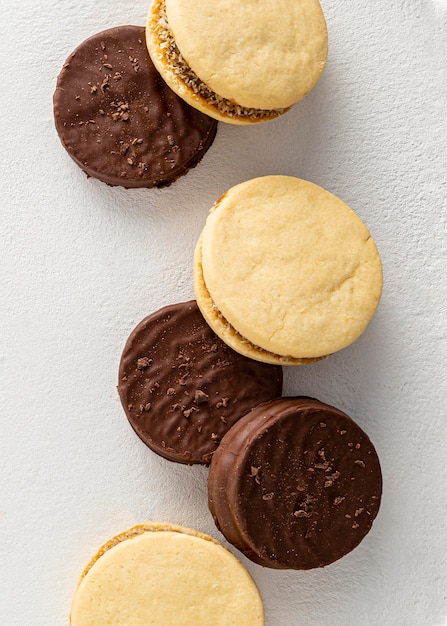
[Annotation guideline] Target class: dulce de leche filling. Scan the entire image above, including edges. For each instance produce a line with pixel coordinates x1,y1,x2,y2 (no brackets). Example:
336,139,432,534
153,0,287,121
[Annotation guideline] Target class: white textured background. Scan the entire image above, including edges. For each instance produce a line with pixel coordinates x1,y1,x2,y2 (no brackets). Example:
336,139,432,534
1,0,447,624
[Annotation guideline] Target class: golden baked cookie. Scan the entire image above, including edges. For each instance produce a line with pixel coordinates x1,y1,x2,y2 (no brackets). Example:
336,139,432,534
70,522,264,625
194,176,383,364
146,0,328,124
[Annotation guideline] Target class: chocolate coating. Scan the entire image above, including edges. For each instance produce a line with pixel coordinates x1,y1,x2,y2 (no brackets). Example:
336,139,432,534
118,301,283,464
53,26,217,188
208,397,382,569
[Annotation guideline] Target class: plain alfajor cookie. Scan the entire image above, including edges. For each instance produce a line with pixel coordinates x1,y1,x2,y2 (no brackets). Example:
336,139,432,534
146,0,328,124
54,26,217,188
208,397,382,569
70,522,264,625
194,176,383,364
118,301,282,464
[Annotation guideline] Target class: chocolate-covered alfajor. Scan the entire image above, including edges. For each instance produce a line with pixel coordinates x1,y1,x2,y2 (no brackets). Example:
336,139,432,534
54,25,217,188
146,0,328,124
208,397,382,569
118,301,283,464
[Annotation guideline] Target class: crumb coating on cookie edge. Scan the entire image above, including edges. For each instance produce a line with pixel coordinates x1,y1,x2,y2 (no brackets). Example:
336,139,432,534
150,0,287,122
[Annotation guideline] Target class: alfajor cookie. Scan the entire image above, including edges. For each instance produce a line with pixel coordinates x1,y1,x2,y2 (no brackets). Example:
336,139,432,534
194,176,383,364
54,26,217,188
146,0,328,124
70,521,264,625
118,301,282,464
208,397,382,570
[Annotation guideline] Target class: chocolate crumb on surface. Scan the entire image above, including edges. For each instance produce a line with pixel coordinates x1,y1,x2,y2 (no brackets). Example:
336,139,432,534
194,390,209,404
137,357,152,370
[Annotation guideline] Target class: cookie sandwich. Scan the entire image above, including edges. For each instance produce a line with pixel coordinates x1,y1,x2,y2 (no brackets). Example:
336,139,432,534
70,521,264,625
194,176,383,364
208,397,382,569
118,301,282,464
146,0,328,124
54,25,217,188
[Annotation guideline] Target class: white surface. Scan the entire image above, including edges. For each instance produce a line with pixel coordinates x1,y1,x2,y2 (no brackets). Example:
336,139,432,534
1,0,446,624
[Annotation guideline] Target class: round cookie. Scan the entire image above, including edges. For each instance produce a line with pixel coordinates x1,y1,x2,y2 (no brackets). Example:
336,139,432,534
70,522,264,625
118,301,282,464
146,0,328,124
208,397,382,570
54,25,217,188
194,176,383,364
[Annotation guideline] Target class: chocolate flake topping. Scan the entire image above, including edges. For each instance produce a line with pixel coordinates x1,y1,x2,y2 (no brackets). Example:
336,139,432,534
137,357,152,370
250,466,261,484
294,509,310,518
333,496,345,506
216,397,229,409
294,494,315,518
194,390,209,404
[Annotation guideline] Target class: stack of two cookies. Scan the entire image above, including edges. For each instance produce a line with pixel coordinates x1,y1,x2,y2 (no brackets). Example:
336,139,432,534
60,1,384,625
